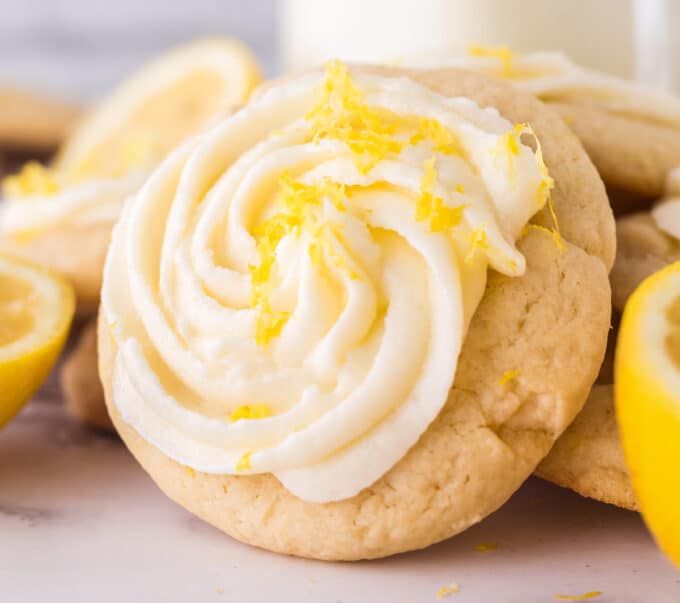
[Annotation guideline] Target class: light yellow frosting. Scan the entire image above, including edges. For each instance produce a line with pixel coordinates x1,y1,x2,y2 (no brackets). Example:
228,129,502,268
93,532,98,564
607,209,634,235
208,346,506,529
102,63,552,503
420,48,680,128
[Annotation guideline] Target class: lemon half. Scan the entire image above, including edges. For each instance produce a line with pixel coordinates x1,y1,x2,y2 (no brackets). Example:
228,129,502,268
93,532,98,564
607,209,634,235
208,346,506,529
0,254,75,427
54,37,262,180
616,261,680,566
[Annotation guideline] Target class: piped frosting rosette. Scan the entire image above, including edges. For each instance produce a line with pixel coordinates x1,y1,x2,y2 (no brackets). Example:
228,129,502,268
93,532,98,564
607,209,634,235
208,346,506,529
102,63,554,503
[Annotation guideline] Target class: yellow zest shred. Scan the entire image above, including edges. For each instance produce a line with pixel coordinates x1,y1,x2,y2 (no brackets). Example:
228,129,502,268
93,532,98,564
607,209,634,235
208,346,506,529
436,583,460,599
306,61,406,174
229,404,273,422
416,158,466,233
468,45,516,77
411,118,465,156
499,370,520,386
183,466,196,478
474,542,498,552
250,172,354,344
491,123,523,185
236,451,253,472
465,224,489,264
309,224,360,279
307,61,468,173
554,592,602,601
2,161,61,197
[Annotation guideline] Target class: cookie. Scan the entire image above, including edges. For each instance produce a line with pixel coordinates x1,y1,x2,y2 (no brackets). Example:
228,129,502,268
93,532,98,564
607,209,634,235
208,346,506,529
536,384,637,511
99,65,613,560
0,37,262,307
0,88,81,151
430,49,680,206
611,212,680,312
60,319,112,431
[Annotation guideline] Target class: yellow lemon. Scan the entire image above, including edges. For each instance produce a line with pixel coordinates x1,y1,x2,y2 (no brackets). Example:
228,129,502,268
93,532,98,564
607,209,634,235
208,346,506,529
615,260,680,566
54,37,262,182
0,254,75,427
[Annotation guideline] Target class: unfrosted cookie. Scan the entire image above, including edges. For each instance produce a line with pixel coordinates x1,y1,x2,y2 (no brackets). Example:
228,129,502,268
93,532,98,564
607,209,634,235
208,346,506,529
99,66,614,560
536,384,636,511
611,212,680,312
61,319,112,431
552,102,680,203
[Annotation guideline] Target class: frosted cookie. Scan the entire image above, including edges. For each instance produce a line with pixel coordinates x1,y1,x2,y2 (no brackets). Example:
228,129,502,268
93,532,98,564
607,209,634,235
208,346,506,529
427,48,680,205
98,63,613,560
611,168,680,311
0,88,81,151
536,384,636,511
0,37,262,308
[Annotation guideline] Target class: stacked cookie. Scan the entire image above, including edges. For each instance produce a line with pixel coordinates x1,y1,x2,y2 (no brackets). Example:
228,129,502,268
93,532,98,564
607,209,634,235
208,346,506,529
3,40,679,561
446,48,680,513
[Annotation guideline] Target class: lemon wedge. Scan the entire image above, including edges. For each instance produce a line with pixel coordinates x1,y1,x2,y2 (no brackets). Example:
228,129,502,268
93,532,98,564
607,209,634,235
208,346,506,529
616,260,680,566
54,37,262,181
0,254,75,427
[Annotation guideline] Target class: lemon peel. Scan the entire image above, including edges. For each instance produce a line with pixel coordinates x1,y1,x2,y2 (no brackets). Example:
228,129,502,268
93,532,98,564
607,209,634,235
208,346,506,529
236,451,253,472
307,61,406,174
436,583,460,599
2,162,61,197
410,118,466,157
250,172,353,344
474,542,497,552
499,370,519,386
553,592,602,601
468,45,516,77
465,224,489,264
229,404,273,422
307,62,468,173
416,158,466,233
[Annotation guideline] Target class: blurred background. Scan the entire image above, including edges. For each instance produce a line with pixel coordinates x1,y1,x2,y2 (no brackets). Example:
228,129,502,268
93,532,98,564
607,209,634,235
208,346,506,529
0,0,277,103
0,0,679,106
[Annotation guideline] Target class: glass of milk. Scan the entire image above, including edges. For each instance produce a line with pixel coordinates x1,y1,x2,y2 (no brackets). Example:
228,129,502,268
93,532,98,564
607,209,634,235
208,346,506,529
280,0,635,77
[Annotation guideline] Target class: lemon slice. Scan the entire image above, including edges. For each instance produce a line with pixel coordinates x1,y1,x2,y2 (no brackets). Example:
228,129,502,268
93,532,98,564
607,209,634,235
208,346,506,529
54,37,261,180
0,255,75,427
616,260,680,566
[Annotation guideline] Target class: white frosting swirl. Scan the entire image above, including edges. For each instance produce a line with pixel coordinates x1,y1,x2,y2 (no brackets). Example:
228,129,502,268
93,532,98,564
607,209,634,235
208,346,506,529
102,65,550,503
418,49,680,127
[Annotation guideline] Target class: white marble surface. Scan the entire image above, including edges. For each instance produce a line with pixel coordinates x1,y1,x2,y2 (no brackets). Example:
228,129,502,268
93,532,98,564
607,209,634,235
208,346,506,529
1,378,679,603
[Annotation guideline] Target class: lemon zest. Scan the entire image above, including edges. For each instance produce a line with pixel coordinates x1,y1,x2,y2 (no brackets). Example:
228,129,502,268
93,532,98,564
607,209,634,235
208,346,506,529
465,224,489,264
307,62,468,173
491,123,523,186
416,158,466,233
250,172,354,344
474,542,497,552
306,61,406,173
236,451,252,472
436,583,460,599
229,404,273,422
468,45,515,77
499,370,520,386
2,161,61,197
410,118,465,156
183,466,196,478
553,592,602,601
